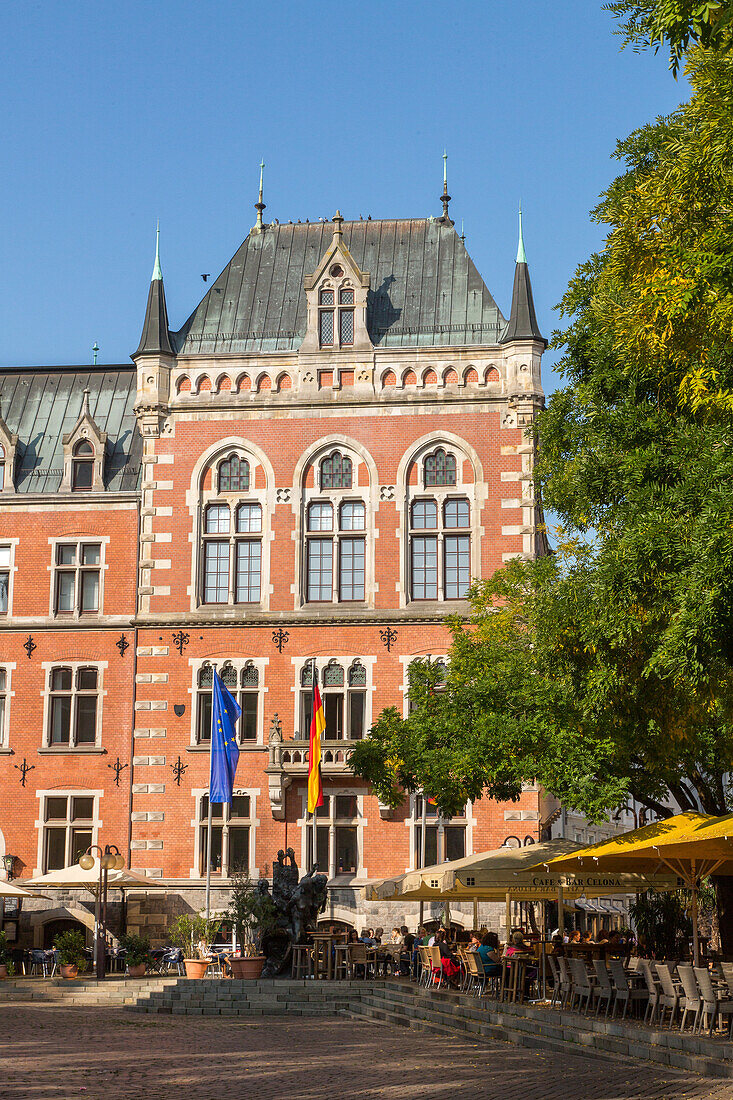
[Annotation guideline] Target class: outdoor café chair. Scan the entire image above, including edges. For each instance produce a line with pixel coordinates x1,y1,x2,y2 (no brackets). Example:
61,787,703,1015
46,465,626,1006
417,945,432,988
292,944,314,980
608,957,648,1020
591,958,615,1017
694,967,733,1036
655,964,684,1027
347,943,375,980
547,954,562,1006
638,960,661,1025
464,949,484,996
568,957,593,1014
428,945,444,989
28,949,50,978
556,956,573,1009
677,965,702,1032
720,962,733,997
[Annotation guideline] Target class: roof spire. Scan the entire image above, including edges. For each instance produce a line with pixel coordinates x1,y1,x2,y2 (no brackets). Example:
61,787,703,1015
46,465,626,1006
517,202,527,264
332,209,344,240
440,150,452,222
82,387,91,417
254,160,266,230
152,220,163,280
92,342,99,365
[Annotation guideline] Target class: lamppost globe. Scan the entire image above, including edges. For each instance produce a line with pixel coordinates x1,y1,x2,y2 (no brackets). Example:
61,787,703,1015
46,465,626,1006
79,853,95,870
113,854,125,870
101,853,116,870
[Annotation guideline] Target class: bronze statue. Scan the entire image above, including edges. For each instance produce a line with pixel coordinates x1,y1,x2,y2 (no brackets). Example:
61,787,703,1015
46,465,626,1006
260,848,328,976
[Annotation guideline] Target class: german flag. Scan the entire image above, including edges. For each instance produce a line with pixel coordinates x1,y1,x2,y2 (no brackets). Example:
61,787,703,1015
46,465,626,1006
307,679,325,813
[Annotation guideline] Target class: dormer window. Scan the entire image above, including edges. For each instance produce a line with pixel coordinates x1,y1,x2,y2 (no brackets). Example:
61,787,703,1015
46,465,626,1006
72,441,94,490
0,445,4,491
319,289,335,346
339,288,354,345
318,283,355,348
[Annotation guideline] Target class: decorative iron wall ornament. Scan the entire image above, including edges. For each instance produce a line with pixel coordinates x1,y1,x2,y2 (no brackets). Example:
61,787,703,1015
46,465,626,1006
14,758,35,786
173,704,186,717
379,627,398,652
171,756,187,786
115,633,129,657
23,635,36,660
172,630,190,656
272,627,290,653
107,757,129,786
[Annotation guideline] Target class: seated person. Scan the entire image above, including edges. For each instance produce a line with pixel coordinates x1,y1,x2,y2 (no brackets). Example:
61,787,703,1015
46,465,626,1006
568,930,581,946
359,928,376,947
477,932,502,976
503,931,537,991
580,930,595,946
388,927,403,945
595,927,610,946
400,932,416,976
433,929,461,988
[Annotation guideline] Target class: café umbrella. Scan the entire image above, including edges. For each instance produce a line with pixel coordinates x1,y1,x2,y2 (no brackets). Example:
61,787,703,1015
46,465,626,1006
0,880,49,899
539,811,733,966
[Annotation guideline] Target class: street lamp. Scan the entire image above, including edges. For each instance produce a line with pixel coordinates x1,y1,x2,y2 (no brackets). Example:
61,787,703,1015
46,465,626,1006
79,844,124,979
2,854,17,881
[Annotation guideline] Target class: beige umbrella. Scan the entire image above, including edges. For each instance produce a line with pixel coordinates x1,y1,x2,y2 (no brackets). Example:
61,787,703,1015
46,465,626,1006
28,864,164,890
0,879,50,899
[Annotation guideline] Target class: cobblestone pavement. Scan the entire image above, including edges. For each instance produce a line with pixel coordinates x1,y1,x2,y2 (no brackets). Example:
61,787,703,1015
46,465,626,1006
2,1005,733,1100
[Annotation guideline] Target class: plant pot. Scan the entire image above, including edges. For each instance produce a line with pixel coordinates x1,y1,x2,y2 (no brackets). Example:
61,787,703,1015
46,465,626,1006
0,964,8,979
127,963,147,978
183,958,210,979
229,956,265,980
60,964,79,979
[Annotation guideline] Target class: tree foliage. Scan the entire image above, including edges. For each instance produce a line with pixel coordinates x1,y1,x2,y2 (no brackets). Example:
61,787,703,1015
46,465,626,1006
350,42,733,826
609,0,733,73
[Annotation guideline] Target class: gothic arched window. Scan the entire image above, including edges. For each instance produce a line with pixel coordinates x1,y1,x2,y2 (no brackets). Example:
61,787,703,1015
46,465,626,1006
218,454,250,492
72,440,94,491
320,452,352,489
424,448,456,487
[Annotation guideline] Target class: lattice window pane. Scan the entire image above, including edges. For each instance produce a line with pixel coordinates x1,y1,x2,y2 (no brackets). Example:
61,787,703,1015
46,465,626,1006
444,535,470,598
323,663,344,687
320,452,352,489
236,503,262,532
348,662,367,687
235,539,261,603
411,500,438,529
301,664,314,687
319,289,335,306
307,538,333,601
221,665,238,688
241,664,259,687
307,502,333,531
424,448,456,487
339,309,354,345
205,505,230,534
199,666,214,687
339,501,365,530
319,310,334,346
411,536,438,599
219,455,250,493
204,541,230,602
339,288,354,305
339,537,365,601
444,498,470,528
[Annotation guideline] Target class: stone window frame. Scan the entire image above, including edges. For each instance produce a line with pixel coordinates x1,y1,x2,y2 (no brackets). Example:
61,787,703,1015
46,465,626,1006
298,786,368,880
33,789,102,876
408,494,472,601
296,658,371,742
48,536,108,619
187,657,269,749
40,660,107,751
0,540,18,619
405,791,474,873
60,400,107,493
0,663,15,751
201,499,263,605
395,433,484,610
189,439,275,615
189,786,260,880
294,437,379,611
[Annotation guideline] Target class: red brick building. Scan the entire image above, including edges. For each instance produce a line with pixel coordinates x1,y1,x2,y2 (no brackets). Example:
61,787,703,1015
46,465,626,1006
0,195,552,944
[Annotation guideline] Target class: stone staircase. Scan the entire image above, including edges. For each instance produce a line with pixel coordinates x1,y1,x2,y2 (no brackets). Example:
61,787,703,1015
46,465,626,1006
3,974,733,1078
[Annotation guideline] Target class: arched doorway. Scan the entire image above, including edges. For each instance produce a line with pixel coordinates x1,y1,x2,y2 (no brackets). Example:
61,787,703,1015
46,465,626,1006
43,918,88,949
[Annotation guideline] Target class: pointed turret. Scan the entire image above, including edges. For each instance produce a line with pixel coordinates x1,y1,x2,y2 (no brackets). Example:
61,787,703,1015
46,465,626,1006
500,206,545,346
133,224,174,358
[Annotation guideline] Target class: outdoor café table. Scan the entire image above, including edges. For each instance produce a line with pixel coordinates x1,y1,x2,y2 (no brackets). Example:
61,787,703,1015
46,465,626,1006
311,932,338,979
501,953,536,1004
333,942,350,979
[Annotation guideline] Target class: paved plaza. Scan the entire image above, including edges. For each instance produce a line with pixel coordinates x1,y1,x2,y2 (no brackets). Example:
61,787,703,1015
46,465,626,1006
1,1005,733,1100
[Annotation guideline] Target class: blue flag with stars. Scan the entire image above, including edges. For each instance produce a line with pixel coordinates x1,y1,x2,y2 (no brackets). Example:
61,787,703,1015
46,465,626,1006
209,670,241,803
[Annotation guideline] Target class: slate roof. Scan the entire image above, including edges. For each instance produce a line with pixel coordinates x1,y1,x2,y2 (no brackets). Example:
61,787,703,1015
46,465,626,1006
174,218,507,355
500,260,545,346
0,367,141,493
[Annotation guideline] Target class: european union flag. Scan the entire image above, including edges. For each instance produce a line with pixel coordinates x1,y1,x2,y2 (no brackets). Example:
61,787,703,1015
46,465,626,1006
209,670,241,803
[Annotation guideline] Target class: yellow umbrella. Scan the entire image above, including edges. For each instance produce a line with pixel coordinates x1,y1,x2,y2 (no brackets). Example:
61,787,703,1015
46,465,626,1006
539,811,733,965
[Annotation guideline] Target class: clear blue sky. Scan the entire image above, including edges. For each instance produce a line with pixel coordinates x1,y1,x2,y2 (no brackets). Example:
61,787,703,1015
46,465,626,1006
1,1,687,395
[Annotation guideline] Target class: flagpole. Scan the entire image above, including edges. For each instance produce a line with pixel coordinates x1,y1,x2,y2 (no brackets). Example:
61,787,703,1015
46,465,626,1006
205,662,217,921
311,657,318,871
419,790,427,930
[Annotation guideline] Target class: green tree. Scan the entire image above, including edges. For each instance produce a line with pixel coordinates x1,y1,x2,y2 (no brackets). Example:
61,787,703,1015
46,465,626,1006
608,0,733,73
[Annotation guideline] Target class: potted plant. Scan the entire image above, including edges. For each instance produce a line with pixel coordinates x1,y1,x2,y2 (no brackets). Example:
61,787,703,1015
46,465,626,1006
227,873,278,979
54,929,88,979
169,913,219,978
119,933,151,978
0,931,11,979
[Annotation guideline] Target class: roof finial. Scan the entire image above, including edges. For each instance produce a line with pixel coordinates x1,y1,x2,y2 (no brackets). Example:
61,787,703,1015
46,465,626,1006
440,150,451,221
92,342,99,365
82,387,90,416
152,221,163,281
517,202,527,264
460,219,465,242
254,160,266,230
332,209,344,239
